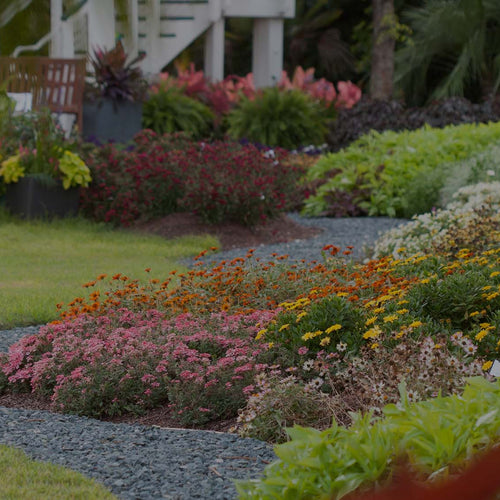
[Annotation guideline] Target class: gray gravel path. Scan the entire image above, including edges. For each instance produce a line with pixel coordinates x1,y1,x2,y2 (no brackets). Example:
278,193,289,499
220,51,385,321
0,406,274,500
187,214,408,267
0,216,409,499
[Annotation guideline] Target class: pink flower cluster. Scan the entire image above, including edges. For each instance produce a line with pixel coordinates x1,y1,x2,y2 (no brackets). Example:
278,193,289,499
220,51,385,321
278,67,361,109
0,308,273,423
149,63,362,116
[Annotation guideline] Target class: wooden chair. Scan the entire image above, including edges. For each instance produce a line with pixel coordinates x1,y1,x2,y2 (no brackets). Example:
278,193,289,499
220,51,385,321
0,56,86,133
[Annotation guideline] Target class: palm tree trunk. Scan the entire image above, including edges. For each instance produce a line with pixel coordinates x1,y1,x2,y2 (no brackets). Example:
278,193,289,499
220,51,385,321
370,0,395,100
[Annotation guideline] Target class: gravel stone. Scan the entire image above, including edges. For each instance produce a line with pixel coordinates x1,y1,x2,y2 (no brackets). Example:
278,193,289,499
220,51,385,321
0,407,275,499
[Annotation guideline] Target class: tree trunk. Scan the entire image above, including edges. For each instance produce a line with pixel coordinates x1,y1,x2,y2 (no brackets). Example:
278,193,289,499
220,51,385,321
370,0,395,100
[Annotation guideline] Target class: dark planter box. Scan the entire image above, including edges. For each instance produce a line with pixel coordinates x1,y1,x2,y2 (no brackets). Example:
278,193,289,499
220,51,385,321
83,98,143,143
4,176,80,219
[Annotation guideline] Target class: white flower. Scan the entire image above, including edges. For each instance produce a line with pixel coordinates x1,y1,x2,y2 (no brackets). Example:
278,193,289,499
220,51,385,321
336,342,347,352
302,359,314,372
307,377,324,390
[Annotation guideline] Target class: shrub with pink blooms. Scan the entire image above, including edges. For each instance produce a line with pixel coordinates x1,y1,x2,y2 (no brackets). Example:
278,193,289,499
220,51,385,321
0,308,275,424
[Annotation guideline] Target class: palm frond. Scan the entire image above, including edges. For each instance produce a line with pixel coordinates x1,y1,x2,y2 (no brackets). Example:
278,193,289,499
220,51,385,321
395,0,500,104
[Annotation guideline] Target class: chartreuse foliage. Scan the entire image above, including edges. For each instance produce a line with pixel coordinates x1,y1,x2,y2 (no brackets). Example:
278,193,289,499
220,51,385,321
235,377,500,500
303,121,500,218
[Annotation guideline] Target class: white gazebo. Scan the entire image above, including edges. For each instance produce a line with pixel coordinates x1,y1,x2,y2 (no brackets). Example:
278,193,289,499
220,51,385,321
7,0,296,87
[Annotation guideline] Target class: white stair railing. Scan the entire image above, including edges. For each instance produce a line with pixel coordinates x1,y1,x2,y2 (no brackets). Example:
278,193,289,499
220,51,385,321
10,0,296,86
11,33,52,57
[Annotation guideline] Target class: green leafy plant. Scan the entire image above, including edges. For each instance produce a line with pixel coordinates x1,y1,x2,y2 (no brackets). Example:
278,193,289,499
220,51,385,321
235,377,500,500
303,121,500,218
227,87,329,149
439,143,500,206
142,87,214,139
262,295,365,358
0,109,91,189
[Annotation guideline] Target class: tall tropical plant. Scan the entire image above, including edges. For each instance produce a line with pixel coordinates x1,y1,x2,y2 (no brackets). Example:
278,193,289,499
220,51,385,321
395,0,500,105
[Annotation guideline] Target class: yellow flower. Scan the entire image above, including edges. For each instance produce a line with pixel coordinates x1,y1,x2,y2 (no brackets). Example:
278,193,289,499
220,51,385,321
365,316,377,326
320,337,331,346
363,326,382,339
408,320,423,328
302,330,323,341
325,324,342,334
337,292,349,297
383,314,398,323
370,342,380,350
397,309,409,315
279,323,290,332
373,307,385,314
296,311,307,322
397,300,409,305
434,343,442,349
479,323,495,330
490,271,500,278
482,360,493,371
469,311,480,317
377,295,392,303
255,329,267,340
475,330,489,341
268,342,274,348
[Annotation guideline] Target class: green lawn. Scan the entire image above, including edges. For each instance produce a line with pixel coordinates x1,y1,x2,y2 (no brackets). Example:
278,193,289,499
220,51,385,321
0,211,218,328
0,445,117,500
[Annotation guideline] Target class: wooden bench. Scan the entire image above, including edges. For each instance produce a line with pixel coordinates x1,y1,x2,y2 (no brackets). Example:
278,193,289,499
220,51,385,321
0,56,86,134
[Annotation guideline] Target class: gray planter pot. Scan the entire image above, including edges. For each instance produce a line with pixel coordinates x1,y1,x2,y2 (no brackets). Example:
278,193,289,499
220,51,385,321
4,176,80,219
83,98,143,143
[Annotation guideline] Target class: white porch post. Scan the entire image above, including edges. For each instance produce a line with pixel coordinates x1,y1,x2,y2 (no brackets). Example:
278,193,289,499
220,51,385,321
50,0,74,57
204,18,225,82
86,0,116,54
142,0,160,76
120,0,139,58
252,18,284,88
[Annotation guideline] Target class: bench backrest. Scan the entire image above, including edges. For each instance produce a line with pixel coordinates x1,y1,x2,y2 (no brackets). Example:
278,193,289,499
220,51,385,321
0,57,86,133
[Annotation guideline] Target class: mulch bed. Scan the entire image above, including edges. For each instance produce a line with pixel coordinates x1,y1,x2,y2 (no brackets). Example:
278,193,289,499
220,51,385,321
130,212,322,250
